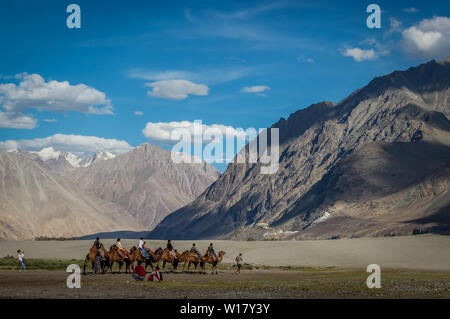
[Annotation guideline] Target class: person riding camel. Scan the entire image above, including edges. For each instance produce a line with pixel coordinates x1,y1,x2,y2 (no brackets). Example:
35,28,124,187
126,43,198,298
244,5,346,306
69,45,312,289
190,243,201,261
167,240,177,260
115,238,128,259
206,243,217,261
138,237,149,260
93,237,104,258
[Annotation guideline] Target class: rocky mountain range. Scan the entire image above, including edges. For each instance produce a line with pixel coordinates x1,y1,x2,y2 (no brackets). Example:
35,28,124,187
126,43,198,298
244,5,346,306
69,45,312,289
0,144,219,240
65,143,220,230
149,57,450,240
0,148,141,240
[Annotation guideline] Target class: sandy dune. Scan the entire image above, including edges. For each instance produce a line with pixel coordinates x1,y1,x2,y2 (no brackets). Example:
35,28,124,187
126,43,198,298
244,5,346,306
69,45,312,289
1,235,449,271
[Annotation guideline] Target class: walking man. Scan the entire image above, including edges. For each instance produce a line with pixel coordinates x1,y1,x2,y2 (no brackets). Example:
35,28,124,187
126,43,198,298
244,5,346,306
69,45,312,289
17,250,25,272
235,253,243,274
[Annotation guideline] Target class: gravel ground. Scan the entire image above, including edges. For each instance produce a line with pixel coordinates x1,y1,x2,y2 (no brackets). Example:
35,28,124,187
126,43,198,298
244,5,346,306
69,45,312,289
0,268,449,299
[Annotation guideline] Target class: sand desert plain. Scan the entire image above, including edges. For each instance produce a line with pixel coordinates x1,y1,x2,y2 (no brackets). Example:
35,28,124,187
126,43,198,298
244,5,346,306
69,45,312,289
0,235,449,298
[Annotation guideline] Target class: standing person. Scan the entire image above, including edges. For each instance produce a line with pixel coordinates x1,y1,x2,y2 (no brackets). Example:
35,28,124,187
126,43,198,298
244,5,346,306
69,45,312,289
93,252,102,275
138,237,149,260
235,253,243,274
148,266,163,282
17,250,25,272
207,243,217,261
167,240,177,260
132,264,146,281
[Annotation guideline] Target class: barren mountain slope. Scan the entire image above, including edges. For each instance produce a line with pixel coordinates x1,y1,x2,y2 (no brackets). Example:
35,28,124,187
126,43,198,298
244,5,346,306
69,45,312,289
149,58,450,239
0,149,142,240
66,143,220,230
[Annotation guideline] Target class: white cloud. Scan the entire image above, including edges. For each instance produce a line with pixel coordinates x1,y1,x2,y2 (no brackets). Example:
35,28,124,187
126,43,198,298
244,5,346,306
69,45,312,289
404,8,419,13
0,73,113,115
0,111,36,129
43,118,57,123
142,120,251,143
342,47,376,61
133,111,143,116
297,55,315,63
241,85,271,93
145,80,209,100
389,17,402,34
0,134,133,155
128,66,258,85
401,16,450,59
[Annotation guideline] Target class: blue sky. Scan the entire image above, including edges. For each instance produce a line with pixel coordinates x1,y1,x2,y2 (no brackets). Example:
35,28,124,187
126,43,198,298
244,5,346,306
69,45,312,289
0,0,449,170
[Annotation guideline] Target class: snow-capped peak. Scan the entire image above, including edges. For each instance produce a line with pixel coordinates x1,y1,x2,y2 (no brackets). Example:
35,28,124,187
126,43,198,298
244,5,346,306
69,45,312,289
79,151,116,167
34,147,61,161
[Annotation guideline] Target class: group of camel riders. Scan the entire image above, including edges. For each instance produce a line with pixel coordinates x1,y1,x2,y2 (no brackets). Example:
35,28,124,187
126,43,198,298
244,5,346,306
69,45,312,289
93,237,219,262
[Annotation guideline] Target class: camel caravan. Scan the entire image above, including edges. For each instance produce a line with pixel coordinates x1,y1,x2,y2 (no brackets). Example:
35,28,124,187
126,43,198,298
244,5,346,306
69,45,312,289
83,237,226,275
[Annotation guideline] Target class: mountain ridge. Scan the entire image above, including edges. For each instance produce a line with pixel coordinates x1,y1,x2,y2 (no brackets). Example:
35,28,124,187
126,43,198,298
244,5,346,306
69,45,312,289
148,58,450,240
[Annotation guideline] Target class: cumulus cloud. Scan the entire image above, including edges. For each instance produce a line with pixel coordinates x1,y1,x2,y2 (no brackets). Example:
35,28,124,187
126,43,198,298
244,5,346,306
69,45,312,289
0,134,133,155
342,47,376,61
0,111,37,129
133,110,143,116
142,120,252,143
145,80,209,100
241,85,271,93
0,73,113,115
401,16,450,59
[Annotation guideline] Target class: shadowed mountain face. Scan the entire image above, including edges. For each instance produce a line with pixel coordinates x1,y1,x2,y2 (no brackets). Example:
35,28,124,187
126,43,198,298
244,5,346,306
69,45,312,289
150,58,450,240
0,149,142,240
66,143,220,230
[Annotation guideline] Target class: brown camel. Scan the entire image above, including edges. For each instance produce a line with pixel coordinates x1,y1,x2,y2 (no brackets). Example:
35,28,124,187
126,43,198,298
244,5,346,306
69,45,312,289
129,246,163,271
184,251,203,272
173,250,191,272
107,245,131,274
200,251,225,274
161,248,184,272
83,243,110,275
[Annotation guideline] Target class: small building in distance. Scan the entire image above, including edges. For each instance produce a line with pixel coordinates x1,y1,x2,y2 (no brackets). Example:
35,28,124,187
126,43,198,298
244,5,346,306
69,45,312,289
255,222,269,229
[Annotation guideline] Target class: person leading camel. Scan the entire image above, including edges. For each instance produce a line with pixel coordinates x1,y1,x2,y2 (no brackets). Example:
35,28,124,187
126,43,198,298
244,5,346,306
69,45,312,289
138,237,149,260
93,252,102,275
167,240,177,260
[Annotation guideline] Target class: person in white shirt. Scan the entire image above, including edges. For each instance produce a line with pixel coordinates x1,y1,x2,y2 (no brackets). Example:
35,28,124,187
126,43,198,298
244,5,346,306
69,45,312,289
235,253,243,274
17,250,25,272
138,237,149,260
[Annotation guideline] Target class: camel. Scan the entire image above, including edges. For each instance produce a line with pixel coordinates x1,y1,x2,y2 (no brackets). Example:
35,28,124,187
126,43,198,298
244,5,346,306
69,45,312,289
200,251,225,274
174,250,191,272
160,248,184,272
83,243,110,275
129,246,163,271
184,251,203,272
107,245,131,274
